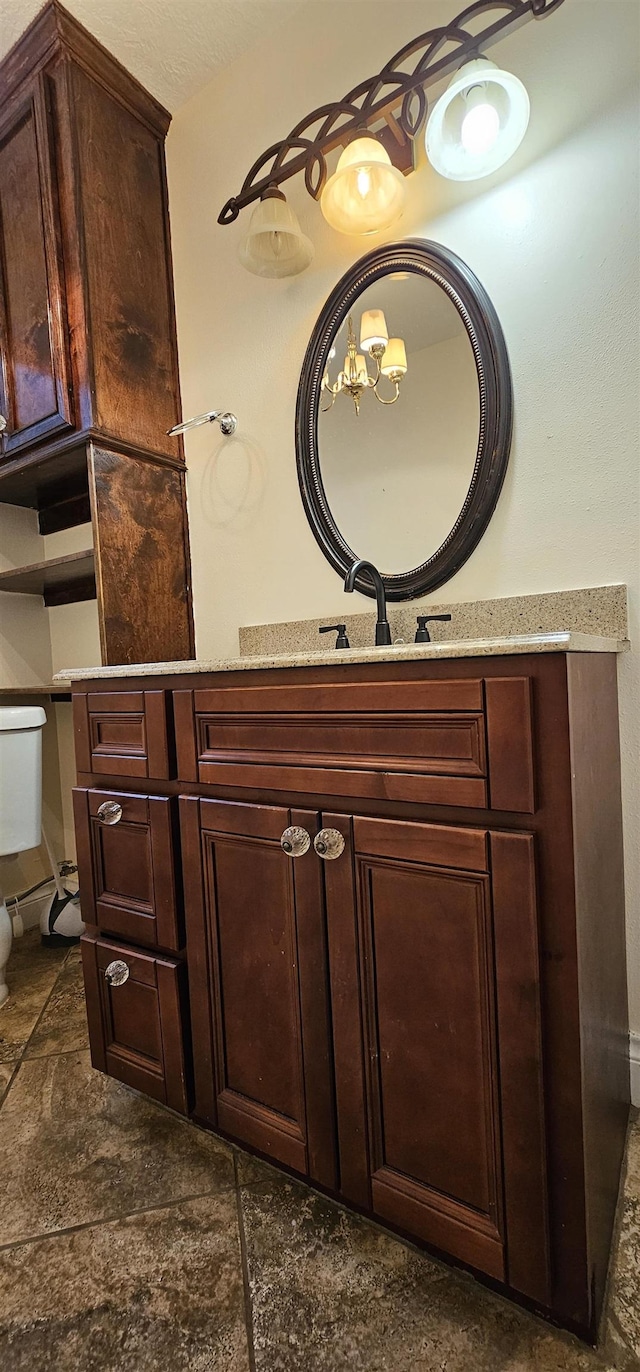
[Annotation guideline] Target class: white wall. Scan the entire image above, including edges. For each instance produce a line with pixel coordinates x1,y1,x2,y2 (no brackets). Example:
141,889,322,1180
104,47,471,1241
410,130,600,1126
166,0,640,1031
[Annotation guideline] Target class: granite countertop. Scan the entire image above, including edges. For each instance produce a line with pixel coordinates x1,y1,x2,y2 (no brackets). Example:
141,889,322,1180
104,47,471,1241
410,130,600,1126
53,631,629,683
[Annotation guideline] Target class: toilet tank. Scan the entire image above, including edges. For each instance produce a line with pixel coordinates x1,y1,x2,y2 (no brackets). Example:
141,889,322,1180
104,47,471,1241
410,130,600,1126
0,706,46,857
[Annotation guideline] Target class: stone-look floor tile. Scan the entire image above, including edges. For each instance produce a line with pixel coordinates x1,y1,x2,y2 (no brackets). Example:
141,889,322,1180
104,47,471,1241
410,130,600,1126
620,1112,640,1201
240,1173,616,1372
24,947,88,1058
0,1062,16,1106
0,1193,250,1372
234,1146,283,1189
0,930,67,1062
0,1050,235,1246
602,1188,640,1371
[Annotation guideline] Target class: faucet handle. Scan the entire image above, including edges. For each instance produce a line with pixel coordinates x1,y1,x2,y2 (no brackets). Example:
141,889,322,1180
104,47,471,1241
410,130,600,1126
415,614,452,644
319,623,350,650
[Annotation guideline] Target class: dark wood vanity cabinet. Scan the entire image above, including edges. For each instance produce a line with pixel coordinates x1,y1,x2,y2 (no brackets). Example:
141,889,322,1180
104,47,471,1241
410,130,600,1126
70,652,629,1343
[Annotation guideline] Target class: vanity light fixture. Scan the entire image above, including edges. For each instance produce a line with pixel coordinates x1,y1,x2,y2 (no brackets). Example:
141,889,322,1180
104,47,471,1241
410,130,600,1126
320,136,406,236
218,0,565,259
425,57,530,181
322,312,407,415
238,184,313,277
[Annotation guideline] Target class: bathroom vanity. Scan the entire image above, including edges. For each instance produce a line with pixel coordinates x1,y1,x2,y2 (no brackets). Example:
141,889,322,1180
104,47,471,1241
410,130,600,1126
64,634,629,1343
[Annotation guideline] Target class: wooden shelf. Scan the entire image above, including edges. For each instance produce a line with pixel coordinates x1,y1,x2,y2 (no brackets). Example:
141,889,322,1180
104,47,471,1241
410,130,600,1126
0,550,95,606
0,684,72,701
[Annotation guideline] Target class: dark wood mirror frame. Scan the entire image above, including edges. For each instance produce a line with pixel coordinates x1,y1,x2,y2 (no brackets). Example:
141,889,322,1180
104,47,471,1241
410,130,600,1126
295,239,513,601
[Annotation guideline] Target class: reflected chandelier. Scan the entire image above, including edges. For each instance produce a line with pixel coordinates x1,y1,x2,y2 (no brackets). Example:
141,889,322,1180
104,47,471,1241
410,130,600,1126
322,309,408,416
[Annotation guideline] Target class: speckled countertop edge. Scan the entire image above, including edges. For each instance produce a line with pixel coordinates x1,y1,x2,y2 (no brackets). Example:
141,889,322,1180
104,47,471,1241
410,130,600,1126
54,632,629,682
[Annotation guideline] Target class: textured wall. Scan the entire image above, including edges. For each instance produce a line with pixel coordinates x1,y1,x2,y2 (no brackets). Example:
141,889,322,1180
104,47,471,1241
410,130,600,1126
166,1,640,1034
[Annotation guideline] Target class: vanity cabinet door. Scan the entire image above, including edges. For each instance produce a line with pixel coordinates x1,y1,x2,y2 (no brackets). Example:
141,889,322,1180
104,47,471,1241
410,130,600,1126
322,813,550,1306
81,933,189,1114
180,796,337,1188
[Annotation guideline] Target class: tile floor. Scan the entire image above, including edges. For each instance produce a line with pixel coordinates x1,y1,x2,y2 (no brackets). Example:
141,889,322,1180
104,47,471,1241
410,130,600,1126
0,929,639,1370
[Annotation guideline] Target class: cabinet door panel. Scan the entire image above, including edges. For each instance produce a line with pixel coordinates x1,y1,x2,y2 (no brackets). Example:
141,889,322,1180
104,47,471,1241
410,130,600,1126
356,836,504,1279
180,797,337,1187
0,81,72,454
81,934,189,1113
325,812,549,1296
366,861,497,1214
73,787,182,952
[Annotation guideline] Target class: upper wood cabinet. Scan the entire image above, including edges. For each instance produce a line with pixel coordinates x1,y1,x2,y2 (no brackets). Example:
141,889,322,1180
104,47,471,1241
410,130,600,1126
0,78,73,455
0,3,195,666
0,3,182,470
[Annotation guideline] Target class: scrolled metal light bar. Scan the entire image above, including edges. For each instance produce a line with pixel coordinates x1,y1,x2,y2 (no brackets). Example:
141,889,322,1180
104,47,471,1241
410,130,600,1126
218,0,565,225
218,0,566,227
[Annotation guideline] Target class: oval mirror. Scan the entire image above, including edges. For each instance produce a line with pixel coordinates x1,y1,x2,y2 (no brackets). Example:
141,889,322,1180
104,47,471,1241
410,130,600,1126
296,240,512,600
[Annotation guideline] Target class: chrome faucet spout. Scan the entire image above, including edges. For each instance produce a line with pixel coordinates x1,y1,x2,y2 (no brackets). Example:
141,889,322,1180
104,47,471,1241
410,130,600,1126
344,559,392,647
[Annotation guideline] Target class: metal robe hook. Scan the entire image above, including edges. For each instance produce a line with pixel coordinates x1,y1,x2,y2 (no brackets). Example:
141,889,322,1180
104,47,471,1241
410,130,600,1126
167,409,238,437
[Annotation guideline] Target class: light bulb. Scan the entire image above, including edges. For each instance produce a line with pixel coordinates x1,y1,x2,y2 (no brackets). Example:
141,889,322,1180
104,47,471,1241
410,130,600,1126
461,101,500,155
425,58,530,182
356,167,371,199
320,137,406,235
238,187,313,277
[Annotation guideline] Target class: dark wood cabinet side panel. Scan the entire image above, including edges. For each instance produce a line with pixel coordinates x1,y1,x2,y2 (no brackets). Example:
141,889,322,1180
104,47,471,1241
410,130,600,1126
89,447,194,666
179,796,216,1125
72,786,96,924
80,933,106,1071
70,62,181,457
72,693,91,773
156,960,189,1114
567,653,630,1330
486,678,535,814
490,830,550,1306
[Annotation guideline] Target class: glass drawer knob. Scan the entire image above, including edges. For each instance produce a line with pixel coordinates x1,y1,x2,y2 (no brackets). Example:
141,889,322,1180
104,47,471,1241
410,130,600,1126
314,829,345,860
104,960,129,987
280,826,311,857
97,801,123,825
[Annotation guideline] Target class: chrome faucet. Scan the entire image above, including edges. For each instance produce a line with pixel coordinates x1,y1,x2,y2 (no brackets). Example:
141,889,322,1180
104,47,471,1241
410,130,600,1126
344,559,392,646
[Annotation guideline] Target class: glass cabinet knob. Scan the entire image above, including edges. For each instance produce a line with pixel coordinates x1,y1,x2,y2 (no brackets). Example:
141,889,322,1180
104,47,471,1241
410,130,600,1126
0,414,6,433
97,801,123,825
104,960,129,987
280,826,311,857
314,828,346,860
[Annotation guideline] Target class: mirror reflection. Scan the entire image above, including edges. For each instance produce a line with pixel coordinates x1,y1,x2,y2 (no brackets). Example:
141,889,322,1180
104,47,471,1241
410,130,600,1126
317,271,481,575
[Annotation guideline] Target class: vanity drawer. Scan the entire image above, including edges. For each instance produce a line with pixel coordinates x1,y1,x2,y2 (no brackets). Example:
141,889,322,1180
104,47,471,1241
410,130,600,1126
81,933,189,1114
175,677,489,808
73,689,172,780
73,787,183,952
174,674,535,813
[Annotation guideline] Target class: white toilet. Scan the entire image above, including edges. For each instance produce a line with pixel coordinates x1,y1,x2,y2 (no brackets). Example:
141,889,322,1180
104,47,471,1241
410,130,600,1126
0,706,47,1007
